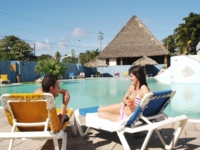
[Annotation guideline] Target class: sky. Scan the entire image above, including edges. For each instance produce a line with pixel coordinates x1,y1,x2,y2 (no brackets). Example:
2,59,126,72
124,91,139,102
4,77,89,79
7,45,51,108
1,0,200,57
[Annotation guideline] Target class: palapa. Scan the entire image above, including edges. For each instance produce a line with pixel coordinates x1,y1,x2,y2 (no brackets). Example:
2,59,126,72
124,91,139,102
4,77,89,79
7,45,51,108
84,58,108,68
133,56,158,66
98,16,169,59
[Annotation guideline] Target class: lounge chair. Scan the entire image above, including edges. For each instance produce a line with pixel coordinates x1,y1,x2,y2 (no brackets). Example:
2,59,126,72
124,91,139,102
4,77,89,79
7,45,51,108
0,74,10,84
35,75,45,83
114,72,120,77
0,93,75,150
123,71,128,78
96,72,103,77
74,90,188,150
90,72,97,77
69,72,76,79
146,71,153,77
77,72,85,78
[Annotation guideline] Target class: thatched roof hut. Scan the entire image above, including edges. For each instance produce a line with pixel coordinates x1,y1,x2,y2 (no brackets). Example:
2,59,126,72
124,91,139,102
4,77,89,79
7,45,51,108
133,56,158,66
98,16,169,65
84,57,108,68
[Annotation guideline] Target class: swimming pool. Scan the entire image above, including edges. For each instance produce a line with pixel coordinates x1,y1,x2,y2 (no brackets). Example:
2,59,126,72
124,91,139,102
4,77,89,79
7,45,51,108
0,78,200,119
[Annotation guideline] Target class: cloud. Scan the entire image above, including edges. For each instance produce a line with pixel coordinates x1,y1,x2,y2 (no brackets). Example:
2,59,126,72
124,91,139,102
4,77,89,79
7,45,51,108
35,39,52,50
34,39,54,56
142,18,151,24
82,42,104,50
57,38,68,49
71,28,87,37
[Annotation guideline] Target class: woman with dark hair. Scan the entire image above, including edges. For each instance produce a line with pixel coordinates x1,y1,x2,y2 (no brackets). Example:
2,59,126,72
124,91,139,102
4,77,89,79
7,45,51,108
98,65,150,122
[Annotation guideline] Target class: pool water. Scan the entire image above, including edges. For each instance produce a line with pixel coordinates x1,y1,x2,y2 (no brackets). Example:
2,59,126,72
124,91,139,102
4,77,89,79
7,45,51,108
0,78,200,119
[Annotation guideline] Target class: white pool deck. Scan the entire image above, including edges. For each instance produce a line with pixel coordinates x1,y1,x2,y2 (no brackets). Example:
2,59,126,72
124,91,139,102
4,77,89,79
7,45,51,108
1,78,200,149
0,108,200,150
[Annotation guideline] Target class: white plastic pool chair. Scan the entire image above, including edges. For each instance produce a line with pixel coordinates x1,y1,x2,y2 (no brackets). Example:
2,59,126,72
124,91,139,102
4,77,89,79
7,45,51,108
74,90,188,150
0,93,75,150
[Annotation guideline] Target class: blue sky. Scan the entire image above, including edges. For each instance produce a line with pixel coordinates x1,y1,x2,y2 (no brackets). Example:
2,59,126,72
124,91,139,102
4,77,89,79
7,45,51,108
0,0,200,57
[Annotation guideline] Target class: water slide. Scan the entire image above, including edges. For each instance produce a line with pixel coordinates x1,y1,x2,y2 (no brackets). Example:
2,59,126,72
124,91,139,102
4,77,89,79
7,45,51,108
155,66,171,84
155,55,200,84
155,55,200,118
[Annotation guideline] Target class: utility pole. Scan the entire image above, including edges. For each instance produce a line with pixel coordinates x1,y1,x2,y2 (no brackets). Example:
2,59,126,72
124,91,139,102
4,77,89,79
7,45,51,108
78,40,80,63
98,31,103,51
78,40,80,53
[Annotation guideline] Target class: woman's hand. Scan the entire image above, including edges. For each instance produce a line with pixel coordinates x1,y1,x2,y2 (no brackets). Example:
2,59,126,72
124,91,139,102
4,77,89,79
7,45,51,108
128,98,135,108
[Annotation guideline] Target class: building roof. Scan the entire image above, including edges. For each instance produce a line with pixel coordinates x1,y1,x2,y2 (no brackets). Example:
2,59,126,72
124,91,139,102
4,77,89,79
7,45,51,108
98,16,169,59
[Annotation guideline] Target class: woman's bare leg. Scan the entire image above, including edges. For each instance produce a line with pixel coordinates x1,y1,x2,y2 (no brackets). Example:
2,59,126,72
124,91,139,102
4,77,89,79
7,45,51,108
98,103,122,114
98,111,120,122
98,103,122,121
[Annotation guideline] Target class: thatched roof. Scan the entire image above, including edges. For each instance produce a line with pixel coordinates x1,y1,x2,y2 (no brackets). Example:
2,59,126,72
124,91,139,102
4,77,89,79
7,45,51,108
84,58,108,68
98,16,169,59
133,56,158,66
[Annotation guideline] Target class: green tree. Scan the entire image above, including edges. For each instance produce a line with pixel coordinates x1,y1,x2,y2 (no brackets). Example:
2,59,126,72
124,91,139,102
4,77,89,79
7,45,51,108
79,49,100,64
34,58,67,77
174,12,200,54
70,49,78,63
55,51,61,60
0,35,35,61
37,54,53,61
62,49,78,63
162,35,177,55
0,52,15,60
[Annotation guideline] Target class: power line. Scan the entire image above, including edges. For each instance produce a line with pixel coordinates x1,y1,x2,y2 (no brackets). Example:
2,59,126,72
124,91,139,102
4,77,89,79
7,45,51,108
0,25,101,43
0,8,93,34
0,8,121,43
0,24,61,39
0,35,99,50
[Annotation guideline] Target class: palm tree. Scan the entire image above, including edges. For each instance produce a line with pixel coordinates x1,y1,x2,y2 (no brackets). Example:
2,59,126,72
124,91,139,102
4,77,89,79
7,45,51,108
34,58,67,77
174,12,200,54
162,35,177,55
55,51,61,60
78,49,100,64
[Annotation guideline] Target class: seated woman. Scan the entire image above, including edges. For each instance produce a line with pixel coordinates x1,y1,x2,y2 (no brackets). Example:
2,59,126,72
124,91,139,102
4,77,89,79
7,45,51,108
98,65,150,122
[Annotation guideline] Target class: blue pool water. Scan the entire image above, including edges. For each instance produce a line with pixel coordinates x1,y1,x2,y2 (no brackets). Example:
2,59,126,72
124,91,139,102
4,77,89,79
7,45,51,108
0,78,200,119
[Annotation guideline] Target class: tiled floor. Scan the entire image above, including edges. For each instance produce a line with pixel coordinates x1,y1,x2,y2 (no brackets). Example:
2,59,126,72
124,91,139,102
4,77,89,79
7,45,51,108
0,109,200,150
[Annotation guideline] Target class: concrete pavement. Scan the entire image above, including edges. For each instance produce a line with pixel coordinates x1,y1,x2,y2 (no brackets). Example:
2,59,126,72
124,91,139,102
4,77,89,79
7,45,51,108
0,109,200,150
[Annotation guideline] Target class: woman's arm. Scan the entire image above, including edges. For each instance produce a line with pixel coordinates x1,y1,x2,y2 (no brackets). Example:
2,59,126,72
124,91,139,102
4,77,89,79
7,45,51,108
122,85,132,105
139,85,150,98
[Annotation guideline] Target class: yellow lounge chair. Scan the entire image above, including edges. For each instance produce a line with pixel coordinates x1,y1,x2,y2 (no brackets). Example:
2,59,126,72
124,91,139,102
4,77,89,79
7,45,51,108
123,71,128,78
0,74,10,84
0,93,74,150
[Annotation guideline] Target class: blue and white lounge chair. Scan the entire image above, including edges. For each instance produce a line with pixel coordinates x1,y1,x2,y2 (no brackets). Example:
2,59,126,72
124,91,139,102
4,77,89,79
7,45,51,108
74,90,188,150
140,89,175,123
69,72,76,79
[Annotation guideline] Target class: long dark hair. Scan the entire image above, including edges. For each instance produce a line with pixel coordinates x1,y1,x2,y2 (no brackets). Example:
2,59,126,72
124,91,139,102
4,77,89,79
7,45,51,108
128,65,148,89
